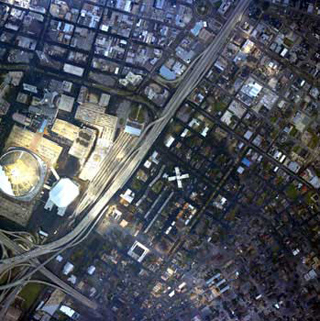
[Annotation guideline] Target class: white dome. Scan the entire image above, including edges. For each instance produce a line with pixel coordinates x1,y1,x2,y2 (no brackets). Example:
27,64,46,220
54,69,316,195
49,178,79,208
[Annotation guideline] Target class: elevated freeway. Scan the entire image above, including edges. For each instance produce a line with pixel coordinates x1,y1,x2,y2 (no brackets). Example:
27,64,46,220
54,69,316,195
0,231,98,310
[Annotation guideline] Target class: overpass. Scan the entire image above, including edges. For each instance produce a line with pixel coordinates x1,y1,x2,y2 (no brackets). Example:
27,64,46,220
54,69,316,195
0,231,98,310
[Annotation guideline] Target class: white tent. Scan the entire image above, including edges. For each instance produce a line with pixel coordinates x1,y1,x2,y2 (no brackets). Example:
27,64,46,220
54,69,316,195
49,178,79,208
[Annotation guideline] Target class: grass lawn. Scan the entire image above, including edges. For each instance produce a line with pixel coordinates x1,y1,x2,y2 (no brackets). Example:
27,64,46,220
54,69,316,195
213,101,226,112
152,180,164,194
131,178,143,191
270,116,277,123
289,127,298,137
129,105,145,123
305,192,317,206
308,134,319,149
283,38,294,47
19,283,43,310
285,184,298,200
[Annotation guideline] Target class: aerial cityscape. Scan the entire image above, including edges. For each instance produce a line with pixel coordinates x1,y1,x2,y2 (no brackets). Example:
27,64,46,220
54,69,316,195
0,0,319,320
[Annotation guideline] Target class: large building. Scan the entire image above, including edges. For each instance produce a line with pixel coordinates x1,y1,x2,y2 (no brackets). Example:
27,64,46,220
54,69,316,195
0,147,46,202
0,125,61,225
75,103,118,181
44,178,80,216
5,125,63,166
75,103,117,147
52,119,96,165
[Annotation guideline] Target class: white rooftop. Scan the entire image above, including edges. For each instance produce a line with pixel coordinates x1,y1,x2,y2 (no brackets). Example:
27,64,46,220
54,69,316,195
87,265,96,275
124,125,142,136
56,255,63,262
49,178,79,208
0,165,14,196
60,305,76,318
62,262,74,275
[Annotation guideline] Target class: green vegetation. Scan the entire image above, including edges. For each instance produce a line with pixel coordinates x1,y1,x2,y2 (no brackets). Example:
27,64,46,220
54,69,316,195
173,122,184,135
137,169,148,182
101,242,112,254
214,0,222,8
56,312,69,321
188,136,202,148
285,183,298,200
166,121,183,136
193,122,206,134
88,237,101,254
262,161,272,171
70,248,85,262
270,129,279,139
212,101,226,112
274,176,284,186
129,105,145,123
131,178,143,191
305,192,317,206
292,145,300,153
284,38,294,47
270,115,278,123
308,133,319,149
225,208,237,221
196,0,212,15
289,127,298,137
19,283,43,310
152,180,164,194
256,195,265,206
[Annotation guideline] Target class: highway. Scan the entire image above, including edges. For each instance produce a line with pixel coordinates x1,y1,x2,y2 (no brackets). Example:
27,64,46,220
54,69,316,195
0,231,98,310
0,0,252,307
75,131,138,214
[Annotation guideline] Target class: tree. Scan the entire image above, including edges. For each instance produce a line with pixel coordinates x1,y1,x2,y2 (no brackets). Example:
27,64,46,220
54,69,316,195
262,1,270,11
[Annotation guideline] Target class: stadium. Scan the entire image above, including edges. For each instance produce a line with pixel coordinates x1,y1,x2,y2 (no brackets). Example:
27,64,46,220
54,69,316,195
0,147,46,201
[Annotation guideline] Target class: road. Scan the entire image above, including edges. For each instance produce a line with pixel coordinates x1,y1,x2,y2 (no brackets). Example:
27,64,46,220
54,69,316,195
75,131,138,214
0,231,98,310
0,0,252,306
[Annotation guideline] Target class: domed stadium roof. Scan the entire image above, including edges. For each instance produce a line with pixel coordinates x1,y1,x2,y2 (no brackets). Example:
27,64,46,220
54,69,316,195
0,148,45,200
